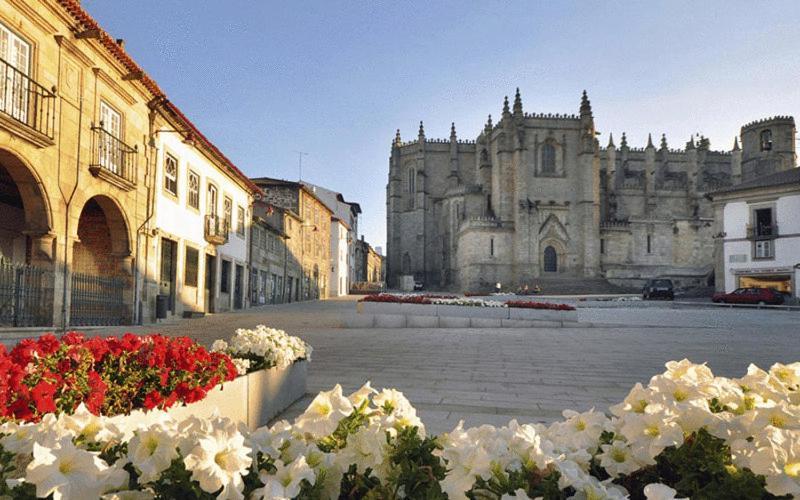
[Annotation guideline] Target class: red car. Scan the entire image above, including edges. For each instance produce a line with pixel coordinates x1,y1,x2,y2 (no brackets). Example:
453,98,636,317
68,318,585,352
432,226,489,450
712,287,785,305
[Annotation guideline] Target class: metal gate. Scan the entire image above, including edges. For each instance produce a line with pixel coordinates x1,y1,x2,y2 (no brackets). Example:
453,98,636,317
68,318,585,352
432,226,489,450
0,258,54,327
70,272,127,326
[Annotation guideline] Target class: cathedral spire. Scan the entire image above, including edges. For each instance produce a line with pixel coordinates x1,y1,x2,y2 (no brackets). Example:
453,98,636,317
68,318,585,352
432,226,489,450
733,136,740,151
580,90,592,117
660,133,668,150
418,121,425,142
502,95,510,117
394,129,401,147
607,133,615,149
450,122,457,141
646,133,654,149
513,87,523,117
621,132,628,148
686,135,695,150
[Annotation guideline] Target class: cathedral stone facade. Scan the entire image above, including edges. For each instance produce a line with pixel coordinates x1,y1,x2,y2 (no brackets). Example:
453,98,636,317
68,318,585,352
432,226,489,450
385,90,796,291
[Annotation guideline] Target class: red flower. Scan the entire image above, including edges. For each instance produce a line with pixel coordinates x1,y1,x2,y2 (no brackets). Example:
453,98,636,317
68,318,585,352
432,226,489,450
143,390,163,410
31,380,57,414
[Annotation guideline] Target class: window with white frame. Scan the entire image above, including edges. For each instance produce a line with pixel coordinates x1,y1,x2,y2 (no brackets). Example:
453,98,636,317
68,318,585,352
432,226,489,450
223,196,232,233
237,206,245,236
99,101,123,174
0,22,31,122
163,154,178,196
187,170,200,209
754,240,774,259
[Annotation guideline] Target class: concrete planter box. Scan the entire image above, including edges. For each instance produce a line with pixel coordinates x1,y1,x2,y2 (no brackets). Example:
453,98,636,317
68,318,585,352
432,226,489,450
400,303,439,317
359,301,405,315
508,307,577,322
436,304,510,319
168,360,307,428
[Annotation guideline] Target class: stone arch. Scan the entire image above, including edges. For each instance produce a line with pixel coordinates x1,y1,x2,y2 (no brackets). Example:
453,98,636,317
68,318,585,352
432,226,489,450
72,195,132,276
0,148,54,264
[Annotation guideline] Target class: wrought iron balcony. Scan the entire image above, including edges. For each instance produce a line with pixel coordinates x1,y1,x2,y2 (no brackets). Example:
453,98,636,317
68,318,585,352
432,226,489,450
204,215,229,245
0,57,56,146
746,224,778,240
89,125,137,190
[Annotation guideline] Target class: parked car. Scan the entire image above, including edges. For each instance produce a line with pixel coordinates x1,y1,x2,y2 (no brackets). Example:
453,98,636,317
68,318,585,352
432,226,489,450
711,287,785,305
413,280,424,291
642,279,674,300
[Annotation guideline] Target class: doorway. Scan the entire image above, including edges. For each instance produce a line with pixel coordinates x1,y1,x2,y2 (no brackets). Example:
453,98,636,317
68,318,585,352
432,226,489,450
204,253,215,312
159,238,177,313
234,264,243,309
543,245,558,273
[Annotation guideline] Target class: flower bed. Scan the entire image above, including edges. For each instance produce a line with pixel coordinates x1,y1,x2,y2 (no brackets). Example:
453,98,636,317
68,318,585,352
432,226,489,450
0,333,236,423
505,300,576,311
359,293,458,304
1,360,797,499
211,325,312,375
360,293,575,311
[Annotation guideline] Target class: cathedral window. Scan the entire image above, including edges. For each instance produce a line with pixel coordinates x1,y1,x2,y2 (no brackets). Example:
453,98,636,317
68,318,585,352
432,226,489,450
600,238,605,254
490,237,494,257
407,168,416,209
646,234,652,254
760,130,772,151
541,143,556,174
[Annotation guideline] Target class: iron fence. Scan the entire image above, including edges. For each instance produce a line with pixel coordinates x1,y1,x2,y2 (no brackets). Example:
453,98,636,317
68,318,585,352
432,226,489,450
0,258,54,327
70,272,128,326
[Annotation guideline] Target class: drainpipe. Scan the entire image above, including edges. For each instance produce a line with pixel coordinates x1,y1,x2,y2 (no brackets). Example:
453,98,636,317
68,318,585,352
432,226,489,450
56,87,82,333
132,108,158,324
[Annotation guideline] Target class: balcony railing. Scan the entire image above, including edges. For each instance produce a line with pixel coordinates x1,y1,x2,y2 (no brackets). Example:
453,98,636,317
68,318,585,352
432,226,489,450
746,224,778,240
0,57,56,141
89,125,137,189
204,215,229,245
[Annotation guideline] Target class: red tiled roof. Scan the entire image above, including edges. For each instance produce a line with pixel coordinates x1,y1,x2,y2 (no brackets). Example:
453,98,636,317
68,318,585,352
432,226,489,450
57,0,259,194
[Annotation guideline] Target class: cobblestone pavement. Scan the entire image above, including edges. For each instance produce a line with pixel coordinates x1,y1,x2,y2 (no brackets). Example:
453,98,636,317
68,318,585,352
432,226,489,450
114,296,797,435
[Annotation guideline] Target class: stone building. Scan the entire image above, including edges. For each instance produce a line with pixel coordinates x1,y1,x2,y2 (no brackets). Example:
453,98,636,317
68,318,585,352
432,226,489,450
302,182,361,294
252,178,332,300
386,89,796,291
249,200,291,305
0,0,257,330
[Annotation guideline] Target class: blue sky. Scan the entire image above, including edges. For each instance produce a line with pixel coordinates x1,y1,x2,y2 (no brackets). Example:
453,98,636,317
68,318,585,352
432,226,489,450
83,0,800,249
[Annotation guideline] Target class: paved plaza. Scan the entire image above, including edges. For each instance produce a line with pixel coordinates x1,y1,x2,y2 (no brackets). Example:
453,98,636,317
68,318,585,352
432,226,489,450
115,296,798,435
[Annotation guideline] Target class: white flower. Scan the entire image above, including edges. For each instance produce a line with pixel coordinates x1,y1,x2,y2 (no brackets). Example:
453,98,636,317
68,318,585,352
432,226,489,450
58,404,121,444
748,428,800,497
348,381,377,407
551,409,608,452
436,422,494,498
101,491,155,500
336,423,391,480
183,426,252,499
231,358,251,376
643,483,687,499
25,437,120,500
127,425,179,483
598,440,644,477
210,339,229,353
253,456,316,499
501,488,534,499
609,383,653,417
618,405,684,463
294,384,353,439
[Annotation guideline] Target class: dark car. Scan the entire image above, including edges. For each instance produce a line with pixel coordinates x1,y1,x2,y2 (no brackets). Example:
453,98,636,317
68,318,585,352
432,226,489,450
712,287,784,305
642,279,674,300
413,280,424,291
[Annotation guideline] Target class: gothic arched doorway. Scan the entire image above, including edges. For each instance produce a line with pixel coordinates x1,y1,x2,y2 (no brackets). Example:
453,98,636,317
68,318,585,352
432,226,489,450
543,245,558,273
70,195,132,326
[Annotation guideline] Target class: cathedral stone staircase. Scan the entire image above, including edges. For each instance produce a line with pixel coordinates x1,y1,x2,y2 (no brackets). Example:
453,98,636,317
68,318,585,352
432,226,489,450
520,277,637,296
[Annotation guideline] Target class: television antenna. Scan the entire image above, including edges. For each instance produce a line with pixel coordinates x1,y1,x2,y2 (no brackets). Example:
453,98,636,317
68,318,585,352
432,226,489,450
293,150,309,181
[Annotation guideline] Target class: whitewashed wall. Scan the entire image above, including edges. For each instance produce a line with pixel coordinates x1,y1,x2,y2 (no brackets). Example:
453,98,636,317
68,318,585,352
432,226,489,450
153,131,252,315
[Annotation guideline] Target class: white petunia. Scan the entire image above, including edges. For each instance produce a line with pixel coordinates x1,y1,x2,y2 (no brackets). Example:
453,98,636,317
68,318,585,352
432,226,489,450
25,437,119,500
618,405,684,464
643,483,687,499
748,428,800,497
294,384,353,439
127,425,179,483
598,440,644,477
253,456,316,499
183,426,253,499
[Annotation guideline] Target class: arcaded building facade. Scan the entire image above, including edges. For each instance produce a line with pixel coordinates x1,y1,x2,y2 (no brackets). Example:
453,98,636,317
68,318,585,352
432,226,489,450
386,89,796,291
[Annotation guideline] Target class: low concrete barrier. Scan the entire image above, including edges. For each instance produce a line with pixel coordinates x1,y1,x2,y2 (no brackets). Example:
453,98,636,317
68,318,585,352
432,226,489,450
358,301,577,324
168,360,307,428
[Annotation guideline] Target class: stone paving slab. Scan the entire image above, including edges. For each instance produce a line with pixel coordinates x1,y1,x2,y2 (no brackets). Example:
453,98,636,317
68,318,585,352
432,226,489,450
90,296,798,436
